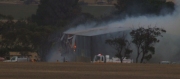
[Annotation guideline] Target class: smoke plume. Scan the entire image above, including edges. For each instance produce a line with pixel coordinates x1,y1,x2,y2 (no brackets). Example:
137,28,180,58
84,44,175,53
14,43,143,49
47,0,180,63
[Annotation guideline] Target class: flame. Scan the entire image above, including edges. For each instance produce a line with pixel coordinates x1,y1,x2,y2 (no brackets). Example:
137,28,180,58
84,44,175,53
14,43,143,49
73,46,76,52
73,44,76,52
74,45,76,48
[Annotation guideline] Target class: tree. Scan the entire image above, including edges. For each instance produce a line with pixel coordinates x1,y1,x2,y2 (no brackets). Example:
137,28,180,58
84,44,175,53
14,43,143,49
130,26,166,63
24,0,34,5
30,0,81,26
107,0,114,4
105,33,132,63
0,48,9,57
114,0,175,16
0,17,56,61
28,25,56,61
0,20,32,57
68,13,96,27
79,0,88,5
0,14,15,56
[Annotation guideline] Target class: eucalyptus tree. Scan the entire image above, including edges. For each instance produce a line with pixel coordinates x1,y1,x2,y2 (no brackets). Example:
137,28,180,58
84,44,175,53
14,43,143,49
130,27,166,63
105,33,132,63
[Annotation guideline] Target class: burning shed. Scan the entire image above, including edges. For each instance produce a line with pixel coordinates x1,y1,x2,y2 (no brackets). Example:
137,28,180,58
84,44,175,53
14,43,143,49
61,26,130,62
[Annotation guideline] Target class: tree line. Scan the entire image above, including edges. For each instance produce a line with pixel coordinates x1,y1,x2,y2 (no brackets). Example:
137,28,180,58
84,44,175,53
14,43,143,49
0,0,174,62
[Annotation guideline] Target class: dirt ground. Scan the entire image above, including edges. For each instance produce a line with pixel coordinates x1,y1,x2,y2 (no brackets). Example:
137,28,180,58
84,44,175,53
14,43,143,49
0,62,180,79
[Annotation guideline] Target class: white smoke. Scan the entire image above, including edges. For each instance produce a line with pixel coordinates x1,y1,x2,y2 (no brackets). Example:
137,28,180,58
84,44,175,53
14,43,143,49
112,0,180,62
48,0,180,62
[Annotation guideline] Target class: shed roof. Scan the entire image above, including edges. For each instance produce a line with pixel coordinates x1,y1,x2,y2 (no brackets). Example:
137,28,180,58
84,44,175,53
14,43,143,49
64,26,130,36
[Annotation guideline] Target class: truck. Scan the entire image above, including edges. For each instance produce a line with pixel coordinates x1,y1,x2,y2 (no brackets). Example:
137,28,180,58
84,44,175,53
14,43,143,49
3,56,30,62
93,54,133,63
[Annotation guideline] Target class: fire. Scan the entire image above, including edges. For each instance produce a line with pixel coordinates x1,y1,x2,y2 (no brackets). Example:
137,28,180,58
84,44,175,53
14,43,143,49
73,45,76,52
98,54,102,56
74,45,76,48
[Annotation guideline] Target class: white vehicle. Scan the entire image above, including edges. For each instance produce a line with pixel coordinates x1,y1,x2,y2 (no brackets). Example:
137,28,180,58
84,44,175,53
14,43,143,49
93,54,133,63
3,56,30,62
159,61,171,64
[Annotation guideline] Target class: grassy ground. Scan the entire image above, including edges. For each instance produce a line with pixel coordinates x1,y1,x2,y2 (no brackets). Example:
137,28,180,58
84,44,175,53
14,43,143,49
0,3,114,19
0,62,180,79
0,3,37,19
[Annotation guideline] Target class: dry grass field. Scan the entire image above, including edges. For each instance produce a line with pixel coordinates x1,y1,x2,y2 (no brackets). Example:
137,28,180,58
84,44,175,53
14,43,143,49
0,62,180,79
0,3,114,19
